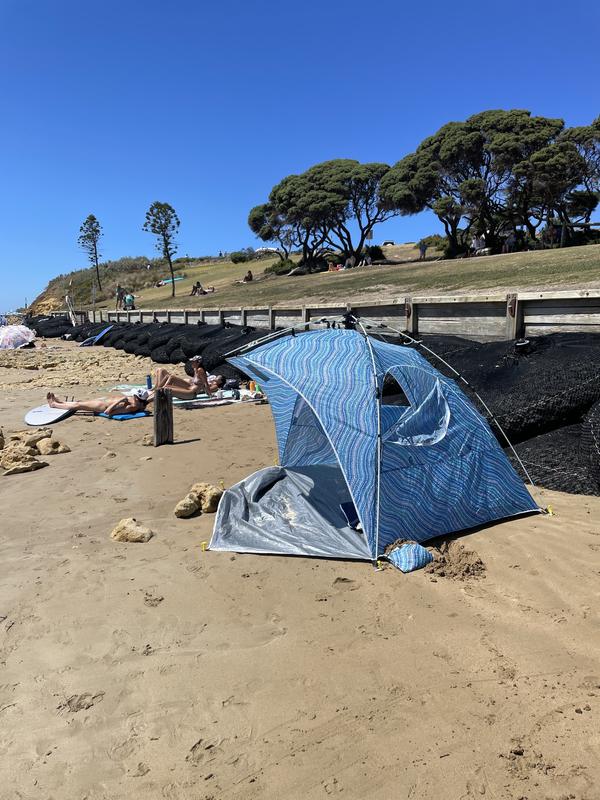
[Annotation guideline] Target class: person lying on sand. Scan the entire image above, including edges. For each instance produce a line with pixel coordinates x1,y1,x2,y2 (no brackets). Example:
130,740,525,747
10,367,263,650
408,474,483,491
46,388,152,416
153,357,225,399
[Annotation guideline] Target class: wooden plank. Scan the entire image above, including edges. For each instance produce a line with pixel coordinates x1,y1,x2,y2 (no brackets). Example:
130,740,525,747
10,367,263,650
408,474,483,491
418,302,505,319
412,294,506,304
307,306,347,324
246,310,270,329
523,313,600,325
518,289,600,301
522,298,600,311
525,323,600,335
153,389,173,446
418,317,506,336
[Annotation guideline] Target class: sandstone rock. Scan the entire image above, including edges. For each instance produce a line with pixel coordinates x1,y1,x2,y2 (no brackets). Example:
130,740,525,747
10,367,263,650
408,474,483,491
174,493,201,518
36,438,71,456
190,482,223,513
110,518,153,543
0,440,39,465
141,434,153,447
10,428,53,448
2,449,48,475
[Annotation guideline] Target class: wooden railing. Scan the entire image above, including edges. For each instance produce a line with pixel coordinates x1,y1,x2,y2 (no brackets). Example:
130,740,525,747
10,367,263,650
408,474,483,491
74,289,600,340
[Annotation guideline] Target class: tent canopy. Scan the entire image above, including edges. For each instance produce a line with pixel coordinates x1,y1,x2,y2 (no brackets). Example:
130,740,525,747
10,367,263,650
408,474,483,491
210,329,538,559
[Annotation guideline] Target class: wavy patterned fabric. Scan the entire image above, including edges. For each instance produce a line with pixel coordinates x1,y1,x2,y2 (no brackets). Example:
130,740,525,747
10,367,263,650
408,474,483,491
230,329,539,558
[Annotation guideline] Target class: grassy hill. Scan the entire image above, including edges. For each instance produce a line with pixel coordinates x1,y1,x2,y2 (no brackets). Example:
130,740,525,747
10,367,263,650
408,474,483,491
30,243,600,315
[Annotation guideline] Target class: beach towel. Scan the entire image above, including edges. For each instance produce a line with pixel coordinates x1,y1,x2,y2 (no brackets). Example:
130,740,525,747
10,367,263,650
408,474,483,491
109,384,265,408
387,542,433,573
97,411,150,421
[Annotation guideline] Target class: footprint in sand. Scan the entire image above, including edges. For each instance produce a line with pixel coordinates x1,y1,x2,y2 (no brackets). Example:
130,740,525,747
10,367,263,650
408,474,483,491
332,577,359,592
143,591,164,607
58,691,105,713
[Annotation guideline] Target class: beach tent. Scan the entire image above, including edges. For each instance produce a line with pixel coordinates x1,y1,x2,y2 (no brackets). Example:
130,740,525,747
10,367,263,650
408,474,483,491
210,329,539,560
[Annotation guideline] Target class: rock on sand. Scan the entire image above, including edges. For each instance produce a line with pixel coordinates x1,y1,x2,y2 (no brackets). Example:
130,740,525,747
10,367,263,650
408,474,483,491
36,438,71,456
173,482,223,518
0,436,49,475
190,482,223,513
173,493,201,518
110,518,153,543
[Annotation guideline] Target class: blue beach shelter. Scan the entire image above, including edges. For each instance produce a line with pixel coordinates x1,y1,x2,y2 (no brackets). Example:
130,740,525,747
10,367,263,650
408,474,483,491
210,329,539,560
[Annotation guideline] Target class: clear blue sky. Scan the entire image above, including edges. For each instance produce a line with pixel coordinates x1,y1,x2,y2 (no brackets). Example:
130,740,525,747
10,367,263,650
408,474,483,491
1,0,598,310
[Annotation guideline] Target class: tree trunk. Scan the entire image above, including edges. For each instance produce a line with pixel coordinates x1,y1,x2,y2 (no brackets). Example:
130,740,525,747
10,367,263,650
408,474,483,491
93,244,102,292
166,251,175,297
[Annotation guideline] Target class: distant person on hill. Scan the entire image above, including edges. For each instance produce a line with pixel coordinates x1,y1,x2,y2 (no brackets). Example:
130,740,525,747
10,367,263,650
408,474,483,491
46,388,152,416
418,241,428,260
243,270,253,282
115,285,124,310
153,356,226,398
190,281,215,295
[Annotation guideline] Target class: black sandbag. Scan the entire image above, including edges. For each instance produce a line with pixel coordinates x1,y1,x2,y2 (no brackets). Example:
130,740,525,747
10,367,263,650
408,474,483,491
169,347,186,364
581,401,600,484
150,345,170,364
510,424,599,496
135,344,152,358
199,328,259,370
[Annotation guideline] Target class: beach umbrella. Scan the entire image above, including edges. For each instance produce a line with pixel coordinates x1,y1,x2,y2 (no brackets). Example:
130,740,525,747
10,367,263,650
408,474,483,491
0,324,35,350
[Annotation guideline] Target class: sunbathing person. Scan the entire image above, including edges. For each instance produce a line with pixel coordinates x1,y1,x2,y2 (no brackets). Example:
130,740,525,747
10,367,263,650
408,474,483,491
153,357,226,399
46,388,152,416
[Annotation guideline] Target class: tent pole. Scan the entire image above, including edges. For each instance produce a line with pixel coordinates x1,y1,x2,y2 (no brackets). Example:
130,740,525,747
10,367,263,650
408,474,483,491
223,321,314,359
354,318,383,563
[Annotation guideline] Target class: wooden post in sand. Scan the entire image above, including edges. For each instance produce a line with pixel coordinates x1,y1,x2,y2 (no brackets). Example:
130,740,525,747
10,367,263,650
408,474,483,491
154,388,173,446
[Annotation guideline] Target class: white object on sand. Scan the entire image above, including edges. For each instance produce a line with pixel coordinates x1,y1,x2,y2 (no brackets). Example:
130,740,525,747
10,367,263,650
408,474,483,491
24,404,75,427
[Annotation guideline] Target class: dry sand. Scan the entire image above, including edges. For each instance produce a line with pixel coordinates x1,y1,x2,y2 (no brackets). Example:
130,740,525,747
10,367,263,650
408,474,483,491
1,343,600,799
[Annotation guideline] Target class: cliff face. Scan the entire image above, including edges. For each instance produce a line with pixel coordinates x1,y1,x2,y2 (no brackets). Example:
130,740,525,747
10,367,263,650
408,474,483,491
28,290,65,315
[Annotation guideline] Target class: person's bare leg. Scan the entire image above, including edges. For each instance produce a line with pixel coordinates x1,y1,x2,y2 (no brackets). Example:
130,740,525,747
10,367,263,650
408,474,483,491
162,374,196,391
153,368,171,388
172,388,198,399
46,393,108,413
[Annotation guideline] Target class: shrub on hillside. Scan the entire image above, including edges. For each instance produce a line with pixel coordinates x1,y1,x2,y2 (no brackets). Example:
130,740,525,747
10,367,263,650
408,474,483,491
231,250,249,263
366,245,384,261
264,258,295,275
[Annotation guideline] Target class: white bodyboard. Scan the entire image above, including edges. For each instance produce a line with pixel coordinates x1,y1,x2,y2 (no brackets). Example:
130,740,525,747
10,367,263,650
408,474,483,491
24,404,75,426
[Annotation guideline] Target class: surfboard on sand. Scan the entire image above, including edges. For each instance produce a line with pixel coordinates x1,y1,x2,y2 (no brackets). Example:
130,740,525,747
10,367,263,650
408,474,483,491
79,324,114,347
24,404,75,426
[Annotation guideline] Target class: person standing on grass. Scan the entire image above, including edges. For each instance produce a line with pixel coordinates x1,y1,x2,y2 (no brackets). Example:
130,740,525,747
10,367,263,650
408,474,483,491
419,241,428,260
115,285,124,310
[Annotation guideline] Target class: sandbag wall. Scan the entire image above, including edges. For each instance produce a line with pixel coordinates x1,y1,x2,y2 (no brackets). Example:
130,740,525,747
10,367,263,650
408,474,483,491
24,316,600,496
36,318,268,384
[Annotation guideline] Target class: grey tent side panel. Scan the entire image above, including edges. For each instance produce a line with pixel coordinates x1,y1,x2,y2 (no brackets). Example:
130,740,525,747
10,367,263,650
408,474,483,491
210,466,373,560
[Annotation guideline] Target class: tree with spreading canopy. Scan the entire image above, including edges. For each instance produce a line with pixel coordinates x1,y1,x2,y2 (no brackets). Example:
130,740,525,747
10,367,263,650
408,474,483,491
142,202,180,297
380,109,584,254
78,214,103,291
249,159,397,269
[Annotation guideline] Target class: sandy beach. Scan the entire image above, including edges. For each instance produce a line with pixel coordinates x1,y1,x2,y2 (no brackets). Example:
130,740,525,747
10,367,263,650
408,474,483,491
1,343,600,799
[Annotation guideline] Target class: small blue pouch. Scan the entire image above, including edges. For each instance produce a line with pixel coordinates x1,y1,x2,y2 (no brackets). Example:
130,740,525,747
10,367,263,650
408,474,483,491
387,542,433,573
